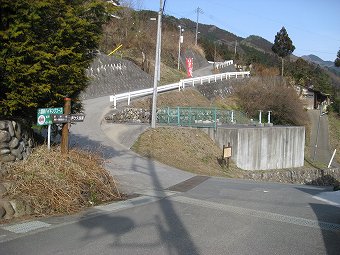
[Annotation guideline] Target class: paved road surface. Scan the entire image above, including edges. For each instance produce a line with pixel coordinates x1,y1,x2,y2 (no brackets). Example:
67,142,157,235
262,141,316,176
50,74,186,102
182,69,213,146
0,69,339,254
308,109,338,167
68,96,194,195
0,176,339,254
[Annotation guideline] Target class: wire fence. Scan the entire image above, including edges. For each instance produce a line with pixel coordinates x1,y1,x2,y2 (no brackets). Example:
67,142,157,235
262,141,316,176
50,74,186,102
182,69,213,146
157,107,250,128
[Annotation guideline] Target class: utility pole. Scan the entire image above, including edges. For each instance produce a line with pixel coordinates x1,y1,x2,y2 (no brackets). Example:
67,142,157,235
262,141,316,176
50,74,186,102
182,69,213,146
177,25,184,70
195,7,203,46
234,40,237,58
151,0,163,128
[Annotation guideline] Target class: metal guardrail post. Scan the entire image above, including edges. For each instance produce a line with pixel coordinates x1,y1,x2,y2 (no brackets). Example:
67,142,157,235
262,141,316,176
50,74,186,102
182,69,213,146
167,107,170,124
214,108,217,130
177,107,180,126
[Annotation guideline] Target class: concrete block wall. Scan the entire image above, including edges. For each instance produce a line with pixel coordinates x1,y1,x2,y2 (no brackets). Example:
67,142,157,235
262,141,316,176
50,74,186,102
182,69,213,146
183,49,211,70
81,53,153,100
203,126,305,170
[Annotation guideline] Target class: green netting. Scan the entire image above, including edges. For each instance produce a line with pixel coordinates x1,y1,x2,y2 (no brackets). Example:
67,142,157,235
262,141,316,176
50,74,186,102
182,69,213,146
157,107,250,128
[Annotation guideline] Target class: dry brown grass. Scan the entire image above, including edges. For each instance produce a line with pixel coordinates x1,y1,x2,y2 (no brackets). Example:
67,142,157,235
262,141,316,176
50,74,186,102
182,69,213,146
130,88,212,109
132,127,243,178
2,146,122,217
328,112,340,164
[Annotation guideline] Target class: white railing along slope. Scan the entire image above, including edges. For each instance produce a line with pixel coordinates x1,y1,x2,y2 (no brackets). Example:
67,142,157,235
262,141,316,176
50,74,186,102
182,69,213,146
109,66,250,108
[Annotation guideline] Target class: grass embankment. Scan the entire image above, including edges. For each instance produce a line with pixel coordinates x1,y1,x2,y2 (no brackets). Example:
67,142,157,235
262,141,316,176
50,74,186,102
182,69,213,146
328,112,340,164
132,127,242,178
130,85,339,181
1,146,122,220
130,88,212,109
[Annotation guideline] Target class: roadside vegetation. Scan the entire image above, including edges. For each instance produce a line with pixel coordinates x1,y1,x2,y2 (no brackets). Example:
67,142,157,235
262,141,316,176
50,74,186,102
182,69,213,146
1,146,122,222
1,1,339,222
132,127,242,178
328,112,340,164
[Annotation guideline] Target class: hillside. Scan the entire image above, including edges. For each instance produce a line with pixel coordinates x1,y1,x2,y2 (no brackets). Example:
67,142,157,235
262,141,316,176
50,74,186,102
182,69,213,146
302,54,335,68
302,54,340,74
100,7,339,115
178,18,242,43
240,35,273,54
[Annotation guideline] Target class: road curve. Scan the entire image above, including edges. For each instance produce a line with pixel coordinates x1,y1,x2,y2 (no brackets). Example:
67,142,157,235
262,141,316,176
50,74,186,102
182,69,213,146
69,96,194,195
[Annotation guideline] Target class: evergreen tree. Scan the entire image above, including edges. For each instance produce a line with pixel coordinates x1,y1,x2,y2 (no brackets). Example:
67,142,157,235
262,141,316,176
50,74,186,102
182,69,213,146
335,49,340,67
272,27,295,76
0,0,118,122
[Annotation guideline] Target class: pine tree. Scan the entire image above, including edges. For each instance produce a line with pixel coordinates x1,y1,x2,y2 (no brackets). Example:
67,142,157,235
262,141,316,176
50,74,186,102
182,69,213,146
272,27,295,76
0,0,118,122
335,49,340,67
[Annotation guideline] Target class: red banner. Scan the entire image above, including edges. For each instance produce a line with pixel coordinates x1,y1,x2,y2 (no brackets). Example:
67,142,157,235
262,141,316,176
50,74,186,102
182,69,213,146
186,58,193,78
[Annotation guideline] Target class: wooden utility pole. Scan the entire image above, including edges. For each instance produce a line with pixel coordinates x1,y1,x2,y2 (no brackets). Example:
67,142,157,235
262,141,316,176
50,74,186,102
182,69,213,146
61,98,71,154
234,40,237,58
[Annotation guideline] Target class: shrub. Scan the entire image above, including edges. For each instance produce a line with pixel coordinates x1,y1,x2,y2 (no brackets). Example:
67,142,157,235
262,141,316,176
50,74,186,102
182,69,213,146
235,77,308,126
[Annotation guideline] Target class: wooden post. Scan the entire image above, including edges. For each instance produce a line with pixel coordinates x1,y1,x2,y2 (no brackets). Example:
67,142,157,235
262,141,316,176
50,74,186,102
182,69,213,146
61,98,71,154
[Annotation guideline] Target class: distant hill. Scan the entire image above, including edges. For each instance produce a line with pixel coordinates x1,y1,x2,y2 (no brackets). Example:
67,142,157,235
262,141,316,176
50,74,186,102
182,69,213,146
178,18,243,46
302,54,336,68
302,54,340,75
240,35,273,54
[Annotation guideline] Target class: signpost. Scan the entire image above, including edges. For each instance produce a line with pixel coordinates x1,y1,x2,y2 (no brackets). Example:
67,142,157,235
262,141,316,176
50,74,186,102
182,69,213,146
37,108,63,126
223,143,232,168
37,105,85,153
37,107,64,150
50,114,86,124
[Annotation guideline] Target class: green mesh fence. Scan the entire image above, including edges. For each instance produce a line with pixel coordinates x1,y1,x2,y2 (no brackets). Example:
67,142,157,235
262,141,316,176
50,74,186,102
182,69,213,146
157,107,250,128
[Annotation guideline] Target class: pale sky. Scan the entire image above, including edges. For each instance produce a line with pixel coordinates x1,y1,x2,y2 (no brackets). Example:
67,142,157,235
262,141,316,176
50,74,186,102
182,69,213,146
132,0,340,61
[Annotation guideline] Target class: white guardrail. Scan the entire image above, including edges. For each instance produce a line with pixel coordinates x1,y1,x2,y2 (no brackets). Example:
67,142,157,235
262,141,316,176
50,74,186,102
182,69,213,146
109,70,250,108
207,60,234,69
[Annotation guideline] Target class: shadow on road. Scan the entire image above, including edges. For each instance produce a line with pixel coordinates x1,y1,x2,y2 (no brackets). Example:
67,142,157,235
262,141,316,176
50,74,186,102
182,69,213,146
309,203,340,255
76,143,200,254
296,187,340,255
69,133,122,160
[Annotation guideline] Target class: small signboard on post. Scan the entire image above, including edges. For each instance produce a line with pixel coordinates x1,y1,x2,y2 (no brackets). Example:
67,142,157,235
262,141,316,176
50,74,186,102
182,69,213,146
70,114,85,122
50,114,85,124
223,143,232,168
50,114,70,124
37,108,63,126
37,107,64,151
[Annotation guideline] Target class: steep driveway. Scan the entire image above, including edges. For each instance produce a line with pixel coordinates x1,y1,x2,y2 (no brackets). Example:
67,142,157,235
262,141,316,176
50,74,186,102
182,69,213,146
69,96,194,195
308,109,338,167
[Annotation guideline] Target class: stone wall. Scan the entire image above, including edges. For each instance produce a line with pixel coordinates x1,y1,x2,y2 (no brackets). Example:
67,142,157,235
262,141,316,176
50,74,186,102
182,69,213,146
105,108,151,124
244,168,340,186
0,120,34,163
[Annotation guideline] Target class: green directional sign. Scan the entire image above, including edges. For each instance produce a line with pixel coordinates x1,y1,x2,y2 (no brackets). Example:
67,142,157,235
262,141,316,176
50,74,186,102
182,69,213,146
37,107,63,126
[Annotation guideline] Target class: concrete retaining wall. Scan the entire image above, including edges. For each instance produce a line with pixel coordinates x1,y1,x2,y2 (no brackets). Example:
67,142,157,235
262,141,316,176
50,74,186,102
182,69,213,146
81,53,153,100
203,126,305,170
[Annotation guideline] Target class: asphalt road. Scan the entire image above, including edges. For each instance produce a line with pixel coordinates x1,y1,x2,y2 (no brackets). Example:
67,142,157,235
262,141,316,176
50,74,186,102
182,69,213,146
308,109,338,167
0,177,339,254
1,68,339,254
